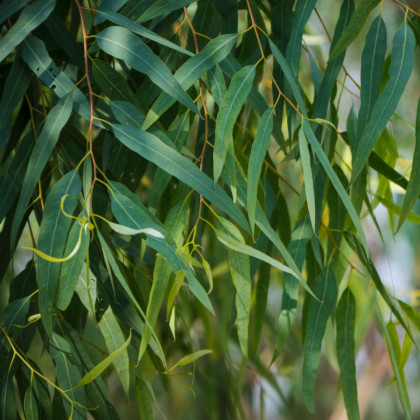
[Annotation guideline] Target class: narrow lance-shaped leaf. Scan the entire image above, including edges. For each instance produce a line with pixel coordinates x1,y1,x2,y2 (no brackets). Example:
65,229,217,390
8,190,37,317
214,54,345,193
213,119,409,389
302,122,369,255
49,334,86,420
0,53,32,131
247,107,274,234
20,36,94,125
330,0,381,60
168,349,212,372
219,217,251,358
95,26,198,116
273,218,313,360
112,124,250,232
398,98,420,231
336,288,360,420
94,11,194,56
137,0,195,23
352,21,415,182
299,127,316,232
214,65,255,183
135,378,154,420
0,0,54,63
77,331,132,387
302,269,338,413
0,0,30,26
56,217,91,311
24,386,39,420
94,0,128,24
36,170,82,336
142,34,237,129
356,16,387,142
11,94,73,248
98,306,130,397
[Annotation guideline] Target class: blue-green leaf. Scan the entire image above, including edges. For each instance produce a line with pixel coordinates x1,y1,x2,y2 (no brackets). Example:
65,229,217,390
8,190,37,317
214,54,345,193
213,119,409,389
95,26,198,115
49,334,86,419
112,124,250,232
142,34,237,129
95,11,193,56
11,95,73,248
214,65,255,183
247,107,274,233
95,0,128,24
36,170,81,336
0,0,54,63
0,0,30,25
330,0,381,60
352,21,415,182
137,0,194,23
336,288,360,420
302,269,338,413
356,16,387,141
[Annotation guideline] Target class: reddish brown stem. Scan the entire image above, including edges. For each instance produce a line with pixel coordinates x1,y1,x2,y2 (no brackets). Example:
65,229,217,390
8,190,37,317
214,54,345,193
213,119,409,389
75,0,97,211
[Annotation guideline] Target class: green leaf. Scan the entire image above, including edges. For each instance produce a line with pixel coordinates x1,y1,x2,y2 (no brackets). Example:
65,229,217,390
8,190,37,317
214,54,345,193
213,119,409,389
247,107,274,233
0,133,33,222
95,26,198,115
135,378,154,420
0,53,32,131
207,65,227,106
98,306,130,397
336,288,360,420
169,349,212,371
95,229,167,367
213,221,316,298
285,0,317,76
137,0,194,23
398,98,420,231
56,218,90,311
11,94,73,246
49,334,86,419
95,10,193,56
0,0,30,25
356,16,387,141
0,0,54,63
220,218,251,357
213,65,255,183
0,377,16,420
36,169,81,336
378,313,412,419
20,36,93,124
330,0,381,60
77,330,131,387
109,188,214,315
302,122,369,255
142,34,237,129
112,124,250,232
352,21,415,182
298,126,316,232
274,218,313,360
24,386,39,420
302,269,338,413
95,0,128,24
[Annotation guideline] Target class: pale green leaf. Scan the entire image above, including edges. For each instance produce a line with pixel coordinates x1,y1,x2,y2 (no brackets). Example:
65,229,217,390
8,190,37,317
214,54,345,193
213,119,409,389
299,126,316,232
77,330,132,387
99,306,130,397
169,349,212,372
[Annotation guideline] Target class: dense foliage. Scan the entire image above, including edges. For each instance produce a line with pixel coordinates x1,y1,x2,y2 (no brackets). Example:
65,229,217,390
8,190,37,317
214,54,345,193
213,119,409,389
0,0,420,419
